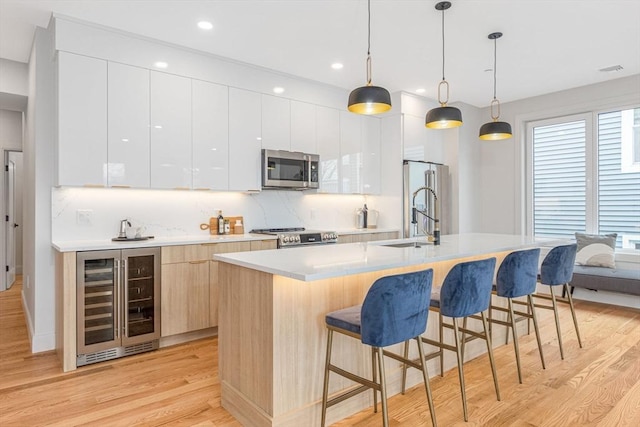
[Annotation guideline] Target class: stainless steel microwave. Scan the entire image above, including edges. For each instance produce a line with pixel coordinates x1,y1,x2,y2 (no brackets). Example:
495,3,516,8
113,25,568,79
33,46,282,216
262,149,320,190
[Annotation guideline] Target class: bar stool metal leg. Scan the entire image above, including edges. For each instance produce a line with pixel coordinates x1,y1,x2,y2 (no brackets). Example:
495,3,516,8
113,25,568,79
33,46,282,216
481,311,501,401
549,286,565,359
371,348,378,412
451,321,469,421
416,336,438,427
564,283,583,348
507,299,523,383
439,312,444,376
321,329,334,427
375,348,389,427
529,294,546,369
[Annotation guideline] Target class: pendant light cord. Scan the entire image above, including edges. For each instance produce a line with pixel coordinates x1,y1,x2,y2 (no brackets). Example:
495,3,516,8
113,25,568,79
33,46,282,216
366,0,372,85
441,6,445,81
493,37,497,100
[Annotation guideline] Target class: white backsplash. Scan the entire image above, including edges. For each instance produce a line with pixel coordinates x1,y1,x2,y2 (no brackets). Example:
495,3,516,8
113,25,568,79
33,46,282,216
52,187,395,241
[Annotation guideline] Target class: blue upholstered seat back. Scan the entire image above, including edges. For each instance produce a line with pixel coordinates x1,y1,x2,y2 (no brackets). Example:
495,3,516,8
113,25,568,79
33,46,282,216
360,269,434,348
440,257,497,318
496,248,541,298
540,244,577,286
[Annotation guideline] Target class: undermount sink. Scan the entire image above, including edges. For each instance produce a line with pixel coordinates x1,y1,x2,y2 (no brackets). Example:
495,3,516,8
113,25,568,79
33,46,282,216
381,241,430,248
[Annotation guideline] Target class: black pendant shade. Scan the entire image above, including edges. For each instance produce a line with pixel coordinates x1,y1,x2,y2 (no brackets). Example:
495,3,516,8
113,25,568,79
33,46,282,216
348,85,392,114
479,120,512,140
348,0,391,115
425,105,463,129
479,31,512,140
425,1,462,129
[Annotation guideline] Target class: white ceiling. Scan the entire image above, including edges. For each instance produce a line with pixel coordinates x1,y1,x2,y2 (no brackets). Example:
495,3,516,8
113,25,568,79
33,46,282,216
0,0,638,107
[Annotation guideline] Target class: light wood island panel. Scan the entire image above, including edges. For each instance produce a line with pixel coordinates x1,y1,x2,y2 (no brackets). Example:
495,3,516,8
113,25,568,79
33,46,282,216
218,250,513,427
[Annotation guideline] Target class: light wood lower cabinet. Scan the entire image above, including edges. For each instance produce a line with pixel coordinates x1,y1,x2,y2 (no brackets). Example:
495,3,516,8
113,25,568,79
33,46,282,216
337,231,399,244
161,260,210,336
160,240,272,337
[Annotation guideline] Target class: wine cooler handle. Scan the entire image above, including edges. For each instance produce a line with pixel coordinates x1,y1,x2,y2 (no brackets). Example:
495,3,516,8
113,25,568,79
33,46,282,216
114,259,120,339
123,258,128,338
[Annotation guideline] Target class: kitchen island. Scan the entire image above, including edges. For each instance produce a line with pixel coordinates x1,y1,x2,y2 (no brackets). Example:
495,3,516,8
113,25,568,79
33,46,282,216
214,233,563,427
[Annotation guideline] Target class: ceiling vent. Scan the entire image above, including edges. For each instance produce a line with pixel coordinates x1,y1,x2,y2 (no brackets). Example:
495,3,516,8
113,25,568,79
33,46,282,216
599,65,623,72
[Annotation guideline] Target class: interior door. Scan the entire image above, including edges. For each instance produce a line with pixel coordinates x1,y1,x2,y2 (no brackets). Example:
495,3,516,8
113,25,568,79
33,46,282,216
5,157,16,289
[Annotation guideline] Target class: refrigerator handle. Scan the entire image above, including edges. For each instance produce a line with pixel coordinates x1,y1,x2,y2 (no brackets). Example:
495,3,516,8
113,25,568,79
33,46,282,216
114,259,120,340
123,258,128,338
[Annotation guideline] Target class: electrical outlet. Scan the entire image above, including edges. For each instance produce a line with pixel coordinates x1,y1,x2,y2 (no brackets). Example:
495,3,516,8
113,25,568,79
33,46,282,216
76,209,93,226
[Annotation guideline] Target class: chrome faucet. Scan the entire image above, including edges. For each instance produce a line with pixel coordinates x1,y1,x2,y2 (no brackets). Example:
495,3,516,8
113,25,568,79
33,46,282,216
411,186,440,245
118,219,131,239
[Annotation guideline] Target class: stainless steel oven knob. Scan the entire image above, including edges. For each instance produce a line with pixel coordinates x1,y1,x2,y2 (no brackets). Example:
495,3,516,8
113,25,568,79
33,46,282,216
295,235,300,242
283,236,290,243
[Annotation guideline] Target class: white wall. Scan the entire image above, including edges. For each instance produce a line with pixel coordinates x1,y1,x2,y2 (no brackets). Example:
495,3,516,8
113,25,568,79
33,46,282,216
0,110,23,150
0,59,28,96
23,23,57,352
476,74,640,235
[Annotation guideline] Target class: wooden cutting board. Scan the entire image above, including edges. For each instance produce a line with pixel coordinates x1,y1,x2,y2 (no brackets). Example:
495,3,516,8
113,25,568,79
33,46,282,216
200,216,244,235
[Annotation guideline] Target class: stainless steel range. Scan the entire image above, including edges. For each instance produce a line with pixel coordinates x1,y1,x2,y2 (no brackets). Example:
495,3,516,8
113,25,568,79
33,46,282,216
250,227,338,248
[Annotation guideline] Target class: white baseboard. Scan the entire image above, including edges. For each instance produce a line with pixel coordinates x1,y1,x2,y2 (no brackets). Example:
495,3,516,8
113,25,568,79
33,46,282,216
572,287,640,309
21,288,56,353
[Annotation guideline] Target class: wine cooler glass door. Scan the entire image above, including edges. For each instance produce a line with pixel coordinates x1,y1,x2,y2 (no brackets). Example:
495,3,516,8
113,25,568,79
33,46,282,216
122,248,161,346
77,250,120,354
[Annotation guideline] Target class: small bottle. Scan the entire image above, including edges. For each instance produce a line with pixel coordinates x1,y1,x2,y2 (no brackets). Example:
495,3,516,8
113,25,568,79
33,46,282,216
363,204,368,229
224,219,230,234
217,210,224,235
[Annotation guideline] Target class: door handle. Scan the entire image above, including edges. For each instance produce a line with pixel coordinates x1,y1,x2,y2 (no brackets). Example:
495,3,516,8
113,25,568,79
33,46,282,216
13,223,19,228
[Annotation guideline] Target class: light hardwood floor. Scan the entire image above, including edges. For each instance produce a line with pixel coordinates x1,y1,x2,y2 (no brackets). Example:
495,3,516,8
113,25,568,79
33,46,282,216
1,276,639,426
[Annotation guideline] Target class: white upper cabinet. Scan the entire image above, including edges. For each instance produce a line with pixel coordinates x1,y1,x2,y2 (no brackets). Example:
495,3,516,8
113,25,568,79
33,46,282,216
316,106,340,193
192,80,229,190
339,111,362,194
107,62,150,188
261,95,290,151
290,101,317,154
229,88,262,191
58,52,107,186
150,72,192,189
361,117,381,194
403,114,427,161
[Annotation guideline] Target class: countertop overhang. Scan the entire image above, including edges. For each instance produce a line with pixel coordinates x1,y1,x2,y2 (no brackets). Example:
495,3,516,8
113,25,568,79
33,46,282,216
213,233,568,281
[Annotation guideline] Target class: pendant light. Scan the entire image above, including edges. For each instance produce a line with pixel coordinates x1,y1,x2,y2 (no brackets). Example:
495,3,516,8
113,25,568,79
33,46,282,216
347,0,392,115
479,32,512,140
425,1,462,129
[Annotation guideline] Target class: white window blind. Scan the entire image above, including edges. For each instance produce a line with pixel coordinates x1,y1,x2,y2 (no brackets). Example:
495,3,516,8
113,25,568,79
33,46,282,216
598,110,640,247
530,107,640,248
532,120,587,239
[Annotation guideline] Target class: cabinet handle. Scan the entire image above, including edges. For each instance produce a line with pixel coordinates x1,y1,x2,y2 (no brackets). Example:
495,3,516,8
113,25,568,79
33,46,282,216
123,258,128,337
114,259,120,339
188,260,207,264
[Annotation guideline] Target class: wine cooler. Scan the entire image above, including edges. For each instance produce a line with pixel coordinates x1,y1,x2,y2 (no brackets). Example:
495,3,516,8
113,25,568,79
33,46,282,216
76,247,161,366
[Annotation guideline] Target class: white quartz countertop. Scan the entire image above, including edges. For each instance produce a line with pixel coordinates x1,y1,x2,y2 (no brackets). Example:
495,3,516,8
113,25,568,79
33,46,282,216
213,233,567,281
52,233,278,252
334,228,399,235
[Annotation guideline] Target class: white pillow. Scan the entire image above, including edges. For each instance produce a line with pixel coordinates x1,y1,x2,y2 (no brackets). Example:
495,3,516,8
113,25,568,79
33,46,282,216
575,232,617,268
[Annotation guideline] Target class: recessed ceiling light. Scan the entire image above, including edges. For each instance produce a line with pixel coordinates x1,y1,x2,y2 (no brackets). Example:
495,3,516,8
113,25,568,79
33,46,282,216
416,88,426,94
273,87,285,94
331,63,344,70
197,21,213,30
154,61,168,69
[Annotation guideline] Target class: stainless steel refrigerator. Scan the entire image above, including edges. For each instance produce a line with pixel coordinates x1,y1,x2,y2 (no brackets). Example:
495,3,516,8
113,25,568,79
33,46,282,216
403,160,451,238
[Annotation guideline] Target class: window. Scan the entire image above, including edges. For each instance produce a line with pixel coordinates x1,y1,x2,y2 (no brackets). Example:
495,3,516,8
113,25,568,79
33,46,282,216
529,107,640,248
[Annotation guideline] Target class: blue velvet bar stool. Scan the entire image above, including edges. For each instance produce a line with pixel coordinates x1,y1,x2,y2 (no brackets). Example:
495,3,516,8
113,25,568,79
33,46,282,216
488,248,546,383
320,269,437,427
417,257,499,422
530,243,582,360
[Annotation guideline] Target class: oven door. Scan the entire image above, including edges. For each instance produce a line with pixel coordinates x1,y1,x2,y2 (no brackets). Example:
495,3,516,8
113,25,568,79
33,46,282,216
262,149,319,189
